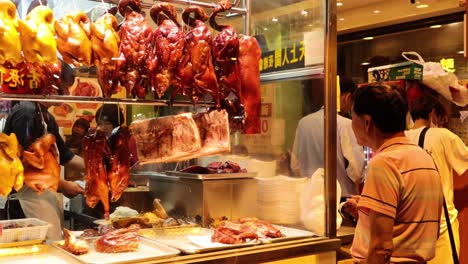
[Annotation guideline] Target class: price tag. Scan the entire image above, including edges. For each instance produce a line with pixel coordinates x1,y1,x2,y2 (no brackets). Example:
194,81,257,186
0,195,6,209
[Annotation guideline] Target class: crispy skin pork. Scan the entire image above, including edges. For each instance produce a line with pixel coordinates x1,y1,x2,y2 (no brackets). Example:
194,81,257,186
129,113,201,164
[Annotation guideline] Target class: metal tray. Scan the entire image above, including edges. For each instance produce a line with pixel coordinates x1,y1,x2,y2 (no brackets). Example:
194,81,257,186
260,225,318,244
138,227,260,254
165,171,257,180
51,236,180,264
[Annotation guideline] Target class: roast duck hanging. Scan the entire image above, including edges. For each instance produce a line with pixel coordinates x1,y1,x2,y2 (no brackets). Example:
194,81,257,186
0,133,24,197
83,128,132,219
22,134,61,193
147,2,185,99
115,0,152,99
176,6,219,105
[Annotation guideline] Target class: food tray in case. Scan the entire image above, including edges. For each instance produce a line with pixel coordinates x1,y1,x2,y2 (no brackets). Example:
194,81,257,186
51,236,180,264
260,225,319,244
0,218,49,246
138,227,260,254
165,171,257,180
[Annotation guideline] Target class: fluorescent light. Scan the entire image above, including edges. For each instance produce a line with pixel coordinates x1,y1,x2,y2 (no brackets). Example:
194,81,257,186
430,25,442,28
337,2,343,6
263,27,268,31
416,4,429,8
272,18,278,22
361,62,370,66
373,10,380,13
363,36,374,40
301,10,308,16
339,18,345,21
458,50,464,54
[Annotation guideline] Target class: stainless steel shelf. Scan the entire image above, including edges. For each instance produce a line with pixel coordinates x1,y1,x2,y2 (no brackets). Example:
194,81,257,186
260,65,325,83
0,93,215,107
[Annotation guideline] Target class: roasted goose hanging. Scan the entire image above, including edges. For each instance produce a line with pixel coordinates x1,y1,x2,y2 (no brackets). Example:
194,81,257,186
148,2,185,98
177,6,219,105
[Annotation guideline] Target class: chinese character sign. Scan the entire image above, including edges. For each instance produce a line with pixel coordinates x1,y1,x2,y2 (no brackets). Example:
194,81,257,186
0,65,36,94
440,58,455,73
260,41,305,73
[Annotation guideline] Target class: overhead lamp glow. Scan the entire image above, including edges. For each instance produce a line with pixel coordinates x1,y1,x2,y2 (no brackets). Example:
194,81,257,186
416,4,429,8
337,2,343,6
361,62,370,66
272,17,278,22
301,10,308,16
263,27,268,31
458,50,464,54
430,25,442,28
363,36,374,40
339,18,345,21
373,10,380,13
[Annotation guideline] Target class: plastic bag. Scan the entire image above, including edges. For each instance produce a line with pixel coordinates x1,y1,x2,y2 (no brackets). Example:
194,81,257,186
299,168,342,236
402,51,468,106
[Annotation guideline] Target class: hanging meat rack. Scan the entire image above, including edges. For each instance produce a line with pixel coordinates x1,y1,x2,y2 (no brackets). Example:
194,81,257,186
0,0,250,107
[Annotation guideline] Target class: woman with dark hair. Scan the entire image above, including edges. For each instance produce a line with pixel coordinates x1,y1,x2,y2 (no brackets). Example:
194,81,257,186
349,83,443,263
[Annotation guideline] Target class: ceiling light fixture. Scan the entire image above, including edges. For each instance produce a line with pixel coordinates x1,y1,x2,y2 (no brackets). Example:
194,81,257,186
272,17,278,22
263,27,268,31
339,18,345,21
430,25,442,28
457,50,464,54
373,10,380,13
363,36,374,40
361,62,370,66
301,10,308,16
416,4,429,8
337,2,343,6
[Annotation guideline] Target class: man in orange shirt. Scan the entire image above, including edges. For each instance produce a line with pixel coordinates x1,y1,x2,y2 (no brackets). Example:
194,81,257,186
349,83,443,263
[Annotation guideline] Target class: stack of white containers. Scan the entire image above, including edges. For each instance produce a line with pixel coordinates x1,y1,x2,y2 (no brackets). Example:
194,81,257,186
257,176,308,225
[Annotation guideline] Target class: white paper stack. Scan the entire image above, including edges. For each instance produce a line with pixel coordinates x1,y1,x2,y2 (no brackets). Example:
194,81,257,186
256,176,308,225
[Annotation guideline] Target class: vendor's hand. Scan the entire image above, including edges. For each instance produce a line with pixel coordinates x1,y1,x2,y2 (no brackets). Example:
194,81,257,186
59,179,85,198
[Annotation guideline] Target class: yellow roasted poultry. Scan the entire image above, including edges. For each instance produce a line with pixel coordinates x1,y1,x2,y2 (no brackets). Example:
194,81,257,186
55,11,92,66
0,0,22,65
0,133,24,197
91,13,120,65
22,134,60,194
18,6,58,64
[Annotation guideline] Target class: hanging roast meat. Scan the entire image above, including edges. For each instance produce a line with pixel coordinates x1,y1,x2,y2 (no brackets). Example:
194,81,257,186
238,35,261,134
0,133,24,197
148,2,185,98
0,0,22,66
22,134,60,194
117,0,152,98
83,129,111,219
55,11,93,66
209,0,241,101
91,13,121,97
108,126,132,202
18,5,57,64
177,6,219,105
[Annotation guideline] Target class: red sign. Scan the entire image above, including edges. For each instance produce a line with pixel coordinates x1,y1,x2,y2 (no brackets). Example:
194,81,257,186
0,66,39,94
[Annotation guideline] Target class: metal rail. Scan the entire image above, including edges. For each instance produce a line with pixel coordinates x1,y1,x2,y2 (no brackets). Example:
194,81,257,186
0,93,215,107
90,0,247,15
